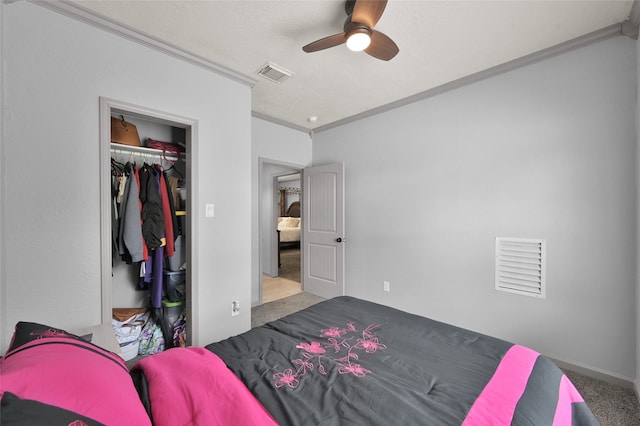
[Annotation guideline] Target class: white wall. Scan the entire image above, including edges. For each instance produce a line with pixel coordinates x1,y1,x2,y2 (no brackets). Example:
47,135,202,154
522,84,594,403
251,118,311,306
1,2,252,350
313,36,637,381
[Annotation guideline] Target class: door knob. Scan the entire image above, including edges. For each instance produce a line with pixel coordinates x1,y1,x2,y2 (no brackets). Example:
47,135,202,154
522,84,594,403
336,237,344,243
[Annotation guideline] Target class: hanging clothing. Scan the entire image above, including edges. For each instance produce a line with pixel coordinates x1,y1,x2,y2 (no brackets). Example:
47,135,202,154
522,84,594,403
166,175,181,212
111,173,122,256
112,157,184,311
164,172,182,238
134,165,149,262
139,164,165,250
156,164,175,257
116,168,132,260
149,245,164,309
141,168,168,308
112,161,146,264
119,163,145,263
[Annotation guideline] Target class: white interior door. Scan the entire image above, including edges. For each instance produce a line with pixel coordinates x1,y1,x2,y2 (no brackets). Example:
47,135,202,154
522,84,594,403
302,163,345,299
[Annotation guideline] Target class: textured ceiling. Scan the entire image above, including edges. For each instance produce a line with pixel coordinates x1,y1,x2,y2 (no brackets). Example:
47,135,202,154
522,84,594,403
71,0,634,131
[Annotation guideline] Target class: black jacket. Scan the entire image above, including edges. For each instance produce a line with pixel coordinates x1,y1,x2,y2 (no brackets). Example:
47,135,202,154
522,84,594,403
138,164,165,249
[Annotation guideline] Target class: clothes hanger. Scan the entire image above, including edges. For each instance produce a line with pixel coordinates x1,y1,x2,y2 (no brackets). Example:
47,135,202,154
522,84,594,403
111,158,126,173
165,163,184,180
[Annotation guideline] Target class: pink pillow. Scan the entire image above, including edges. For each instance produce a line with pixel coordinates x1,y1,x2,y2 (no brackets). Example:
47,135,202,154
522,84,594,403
0,322,151,426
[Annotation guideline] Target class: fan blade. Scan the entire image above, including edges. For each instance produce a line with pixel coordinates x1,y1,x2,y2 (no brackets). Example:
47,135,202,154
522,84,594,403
303,33,347,53
352,0,388,29
365,30,399,61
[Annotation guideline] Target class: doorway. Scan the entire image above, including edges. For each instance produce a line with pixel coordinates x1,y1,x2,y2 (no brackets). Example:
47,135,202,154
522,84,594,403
263,173,301,302
258,160,303,304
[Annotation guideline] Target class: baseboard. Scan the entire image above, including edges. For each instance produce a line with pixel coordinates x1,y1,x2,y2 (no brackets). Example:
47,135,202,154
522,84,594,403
549,356,635,389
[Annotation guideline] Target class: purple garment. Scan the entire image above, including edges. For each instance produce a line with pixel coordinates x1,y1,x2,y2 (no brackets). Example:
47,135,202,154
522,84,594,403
150,246,164,308
149,171,166,308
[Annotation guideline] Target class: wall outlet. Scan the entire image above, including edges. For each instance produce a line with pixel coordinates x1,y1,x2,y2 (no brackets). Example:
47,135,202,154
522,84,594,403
231,300,240,316
383,281,390,292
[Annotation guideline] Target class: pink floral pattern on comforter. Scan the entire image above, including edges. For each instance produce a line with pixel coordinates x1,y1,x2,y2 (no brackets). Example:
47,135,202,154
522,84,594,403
273,323,386,389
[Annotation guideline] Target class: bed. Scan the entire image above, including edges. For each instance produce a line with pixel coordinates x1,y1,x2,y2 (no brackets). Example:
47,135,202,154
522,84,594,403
278,201,301,246
277,201,301,267
0,297,599,425
277,216,301,244
139,296,598,425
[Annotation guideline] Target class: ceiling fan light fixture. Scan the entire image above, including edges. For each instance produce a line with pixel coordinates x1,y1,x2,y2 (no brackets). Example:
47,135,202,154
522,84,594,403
346,31,371,52
302,0,398,60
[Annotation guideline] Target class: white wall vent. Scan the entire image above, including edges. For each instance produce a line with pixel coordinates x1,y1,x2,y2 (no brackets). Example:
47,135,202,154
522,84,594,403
255,62,294,84
495,237,546,298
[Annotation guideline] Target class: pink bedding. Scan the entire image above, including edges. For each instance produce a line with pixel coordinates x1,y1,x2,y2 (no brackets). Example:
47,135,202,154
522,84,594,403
131,346,277,426
463,345,587,426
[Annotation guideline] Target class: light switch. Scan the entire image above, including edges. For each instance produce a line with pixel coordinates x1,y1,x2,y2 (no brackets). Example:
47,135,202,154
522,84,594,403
205,203,214,218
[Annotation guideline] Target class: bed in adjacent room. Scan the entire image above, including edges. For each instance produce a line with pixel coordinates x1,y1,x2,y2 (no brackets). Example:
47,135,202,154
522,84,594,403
277,216,301,245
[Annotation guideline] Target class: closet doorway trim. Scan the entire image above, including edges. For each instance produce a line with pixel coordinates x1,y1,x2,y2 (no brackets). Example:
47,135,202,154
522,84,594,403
99,96,199,345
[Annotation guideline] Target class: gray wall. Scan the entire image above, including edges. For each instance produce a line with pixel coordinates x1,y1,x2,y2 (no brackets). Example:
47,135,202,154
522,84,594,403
636,34,640,395
1,2,252,350
313,36,637,381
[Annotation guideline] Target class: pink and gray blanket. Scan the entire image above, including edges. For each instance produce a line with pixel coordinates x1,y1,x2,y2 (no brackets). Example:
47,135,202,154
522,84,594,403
136,296,598,425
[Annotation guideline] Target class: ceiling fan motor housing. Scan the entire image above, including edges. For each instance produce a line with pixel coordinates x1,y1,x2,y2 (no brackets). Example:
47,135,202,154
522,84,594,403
345,0,356,16
344,20,372,36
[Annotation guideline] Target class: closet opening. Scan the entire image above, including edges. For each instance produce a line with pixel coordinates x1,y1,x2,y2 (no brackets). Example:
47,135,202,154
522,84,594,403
99,97,198,362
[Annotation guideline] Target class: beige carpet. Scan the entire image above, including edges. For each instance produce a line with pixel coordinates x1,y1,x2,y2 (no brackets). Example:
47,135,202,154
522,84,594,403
562,369,640,425
251,291,324,328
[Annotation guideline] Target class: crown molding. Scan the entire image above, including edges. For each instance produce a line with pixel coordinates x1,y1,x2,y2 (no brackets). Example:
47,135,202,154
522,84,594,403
621,0,640,39
313,23,626,134
14,0,635,135
252,111,311,135
28,0,257,87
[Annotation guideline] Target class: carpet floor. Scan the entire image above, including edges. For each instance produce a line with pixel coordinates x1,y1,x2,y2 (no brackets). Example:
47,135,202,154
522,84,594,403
252,291,324,328
252,293,640,425
278,246,300,282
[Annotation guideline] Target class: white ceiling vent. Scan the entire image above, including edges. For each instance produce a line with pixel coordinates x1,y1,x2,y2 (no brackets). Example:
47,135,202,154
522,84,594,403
255,62,294,84
495,237,546,298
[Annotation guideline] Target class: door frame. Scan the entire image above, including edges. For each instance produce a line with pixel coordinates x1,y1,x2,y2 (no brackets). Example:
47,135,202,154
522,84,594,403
257,158,303,305
99,97,198,344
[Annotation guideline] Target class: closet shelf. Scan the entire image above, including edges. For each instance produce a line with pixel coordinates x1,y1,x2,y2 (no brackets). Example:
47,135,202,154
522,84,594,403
110,143,185,162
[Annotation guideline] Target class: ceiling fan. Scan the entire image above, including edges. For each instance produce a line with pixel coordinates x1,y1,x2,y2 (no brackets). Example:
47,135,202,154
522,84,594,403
302,0,399,61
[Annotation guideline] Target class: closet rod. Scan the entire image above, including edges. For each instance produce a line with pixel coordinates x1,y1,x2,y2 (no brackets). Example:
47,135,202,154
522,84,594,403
110,144,182,162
